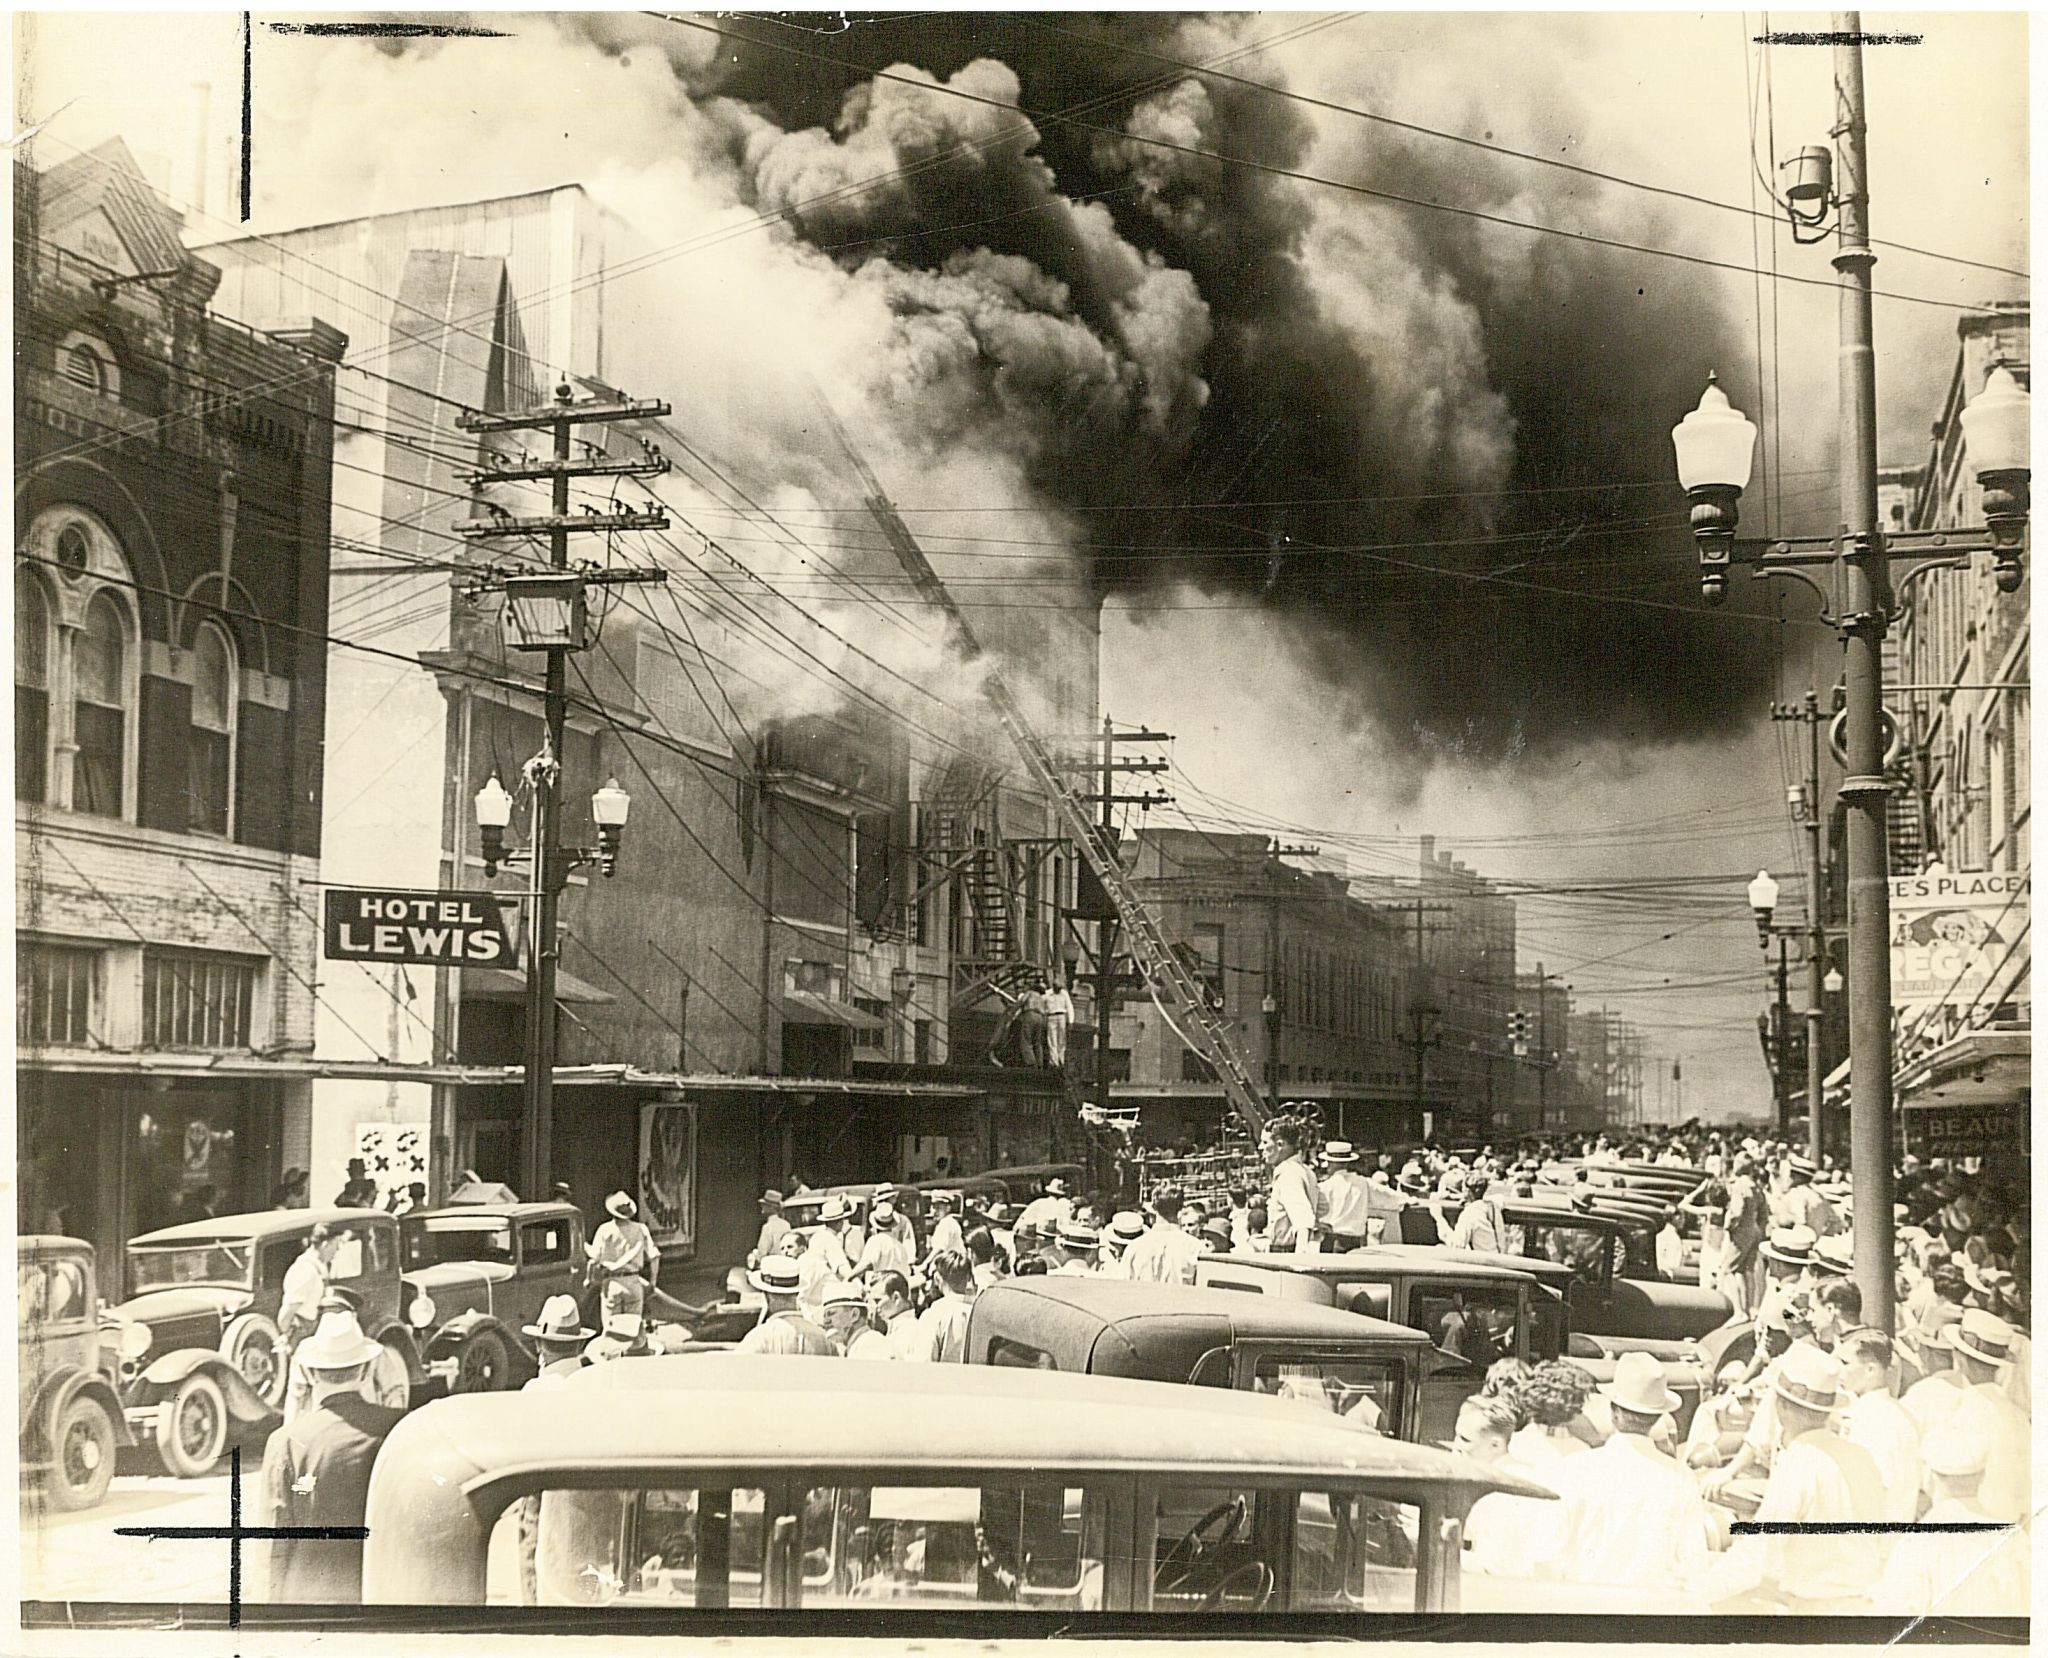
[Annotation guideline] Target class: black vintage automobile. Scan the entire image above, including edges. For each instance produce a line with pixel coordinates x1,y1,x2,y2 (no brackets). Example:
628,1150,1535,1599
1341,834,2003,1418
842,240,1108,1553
105,1208,419,1476
398,1201,589,1393
18,1235,132,1510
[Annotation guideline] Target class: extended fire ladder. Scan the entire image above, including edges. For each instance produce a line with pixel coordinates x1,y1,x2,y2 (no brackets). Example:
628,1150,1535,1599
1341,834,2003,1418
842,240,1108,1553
840,460,1270,1136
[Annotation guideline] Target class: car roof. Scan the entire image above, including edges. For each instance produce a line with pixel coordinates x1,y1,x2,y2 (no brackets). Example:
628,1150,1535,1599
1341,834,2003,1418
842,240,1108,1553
128,1206,391,1245
1496,1197,1632,1230
1205,1249,1540,1286
977,1276,1430,1345
18,1234,90,1257
407,1202,577,1222
375,1355,1552,1498
1358,1243,1575,1285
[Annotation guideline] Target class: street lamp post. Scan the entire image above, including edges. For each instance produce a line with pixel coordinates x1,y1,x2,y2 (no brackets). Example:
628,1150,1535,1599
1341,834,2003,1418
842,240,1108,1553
1261,991,1281,1116
476,768,633,1200
1675,19,2029,1333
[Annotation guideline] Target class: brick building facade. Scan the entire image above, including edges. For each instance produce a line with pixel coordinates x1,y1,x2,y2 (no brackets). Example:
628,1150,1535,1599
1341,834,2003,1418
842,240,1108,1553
15,141,344,1292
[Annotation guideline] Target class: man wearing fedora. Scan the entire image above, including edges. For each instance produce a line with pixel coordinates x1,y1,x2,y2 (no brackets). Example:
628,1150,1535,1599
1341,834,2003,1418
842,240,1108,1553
1123,1191,1201,1285
747,1189,790,1270
1016,1176,1073,1238
584,1278,654,1363
585,1190,660,1318
1711,1346,1884,1612
1318,1142,1373,1251
1527,1352,1713,1599
1770,1154,1843,1240
735,1256,837,1355
258,1304,406,1604
852,1198,915,1281
522,1295,595,1384
800,1195,856,1306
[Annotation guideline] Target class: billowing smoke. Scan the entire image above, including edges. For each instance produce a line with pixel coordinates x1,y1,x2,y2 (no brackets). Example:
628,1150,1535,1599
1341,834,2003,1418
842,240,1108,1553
265,12,1785,772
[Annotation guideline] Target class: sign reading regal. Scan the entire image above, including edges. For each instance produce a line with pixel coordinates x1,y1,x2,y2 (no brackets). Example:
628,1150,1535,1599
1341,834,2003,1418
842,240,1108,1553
1888,867,2029,1008
323,888,514,967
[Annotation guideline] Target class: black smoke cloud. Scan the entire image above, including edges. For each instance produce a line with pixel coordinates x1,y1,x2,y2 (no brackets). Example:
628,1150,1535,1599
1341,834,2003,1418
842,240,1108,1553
590,11,1778,767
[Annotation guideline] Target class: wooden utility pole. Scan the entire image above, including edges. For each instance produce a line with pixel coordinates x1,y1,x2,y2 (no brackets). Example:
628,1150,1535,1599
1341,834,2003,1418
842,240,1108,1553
456,382,670,1200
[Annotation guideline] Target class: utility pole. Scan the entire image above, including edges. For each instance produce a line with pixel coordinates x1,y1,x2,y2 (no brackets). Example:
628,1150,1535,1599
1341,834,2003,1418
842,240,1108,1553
1775,688,1830,1164
1831,19,1896,1331
1071,718,1170,1111
457,382,671,1201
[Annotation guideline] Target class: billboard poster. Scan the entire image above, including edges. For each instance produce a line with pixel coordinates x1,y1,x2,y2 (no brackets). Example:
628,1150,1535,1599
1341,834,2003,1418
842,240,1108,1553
1889,868,2030,1008
638,1101,698,1253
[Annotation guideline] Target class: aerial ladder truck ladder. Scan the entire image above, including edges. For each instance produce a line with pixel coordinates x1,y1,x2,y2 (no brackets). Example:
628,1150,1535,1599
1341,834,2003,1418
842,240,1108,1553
832,443,1270,1137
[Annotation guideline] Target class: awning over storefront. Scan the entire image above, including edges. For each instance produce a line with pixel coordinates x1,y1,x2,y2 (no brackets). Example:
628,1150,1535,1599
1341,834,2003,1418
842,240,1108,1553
1895,1028,2031,1110
462,965,616,1005
781,992,884,1030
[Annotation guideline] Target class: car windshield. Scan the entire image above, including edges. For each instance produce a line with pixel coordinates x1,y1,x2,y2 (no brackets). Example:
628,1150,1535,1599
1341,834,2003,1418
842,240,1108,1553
1250,1355,1406,1440
402,1217,515,1267
1509,1221,1613,1288
128,1241,254,1291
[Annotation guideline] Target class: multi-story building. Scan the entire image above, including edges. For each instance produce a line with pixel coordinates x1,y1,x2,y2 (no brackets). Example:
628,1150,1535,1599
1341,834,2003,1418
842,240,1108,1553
1885,302,2030,1162
15,141,345,1292
201,185,1099,1287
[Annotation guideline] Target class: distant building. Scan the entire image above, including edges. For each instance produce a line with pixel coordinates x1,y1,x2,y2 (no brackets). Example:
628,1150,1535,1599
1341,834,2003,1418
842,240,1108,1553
15,141,345,1290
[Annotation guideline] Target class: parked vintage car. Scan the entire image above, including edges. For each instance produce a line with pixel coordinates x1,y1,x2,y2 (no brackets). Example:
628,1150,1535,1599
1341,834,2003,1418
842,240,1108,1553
106,1208,419,1476
965,1276,1431,1440
398,1202,589,1394
1491,1197,1732,1340
362,1354,1556,1613
18,1235,132,1511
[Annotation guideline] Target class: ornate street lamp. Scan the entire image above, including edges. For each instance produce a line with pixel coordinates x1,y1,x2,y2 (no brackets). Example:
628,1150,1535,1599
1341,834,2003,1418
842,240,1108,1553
1746,869,1780,946
590,777,631,877
1672,375,1759,604
474,773,514,878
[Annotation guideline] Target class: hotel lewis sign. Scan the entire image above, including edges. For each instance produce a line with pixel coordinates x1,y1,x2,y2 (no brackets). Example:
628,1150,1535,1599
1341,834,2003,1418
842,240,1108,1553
323,888,514,967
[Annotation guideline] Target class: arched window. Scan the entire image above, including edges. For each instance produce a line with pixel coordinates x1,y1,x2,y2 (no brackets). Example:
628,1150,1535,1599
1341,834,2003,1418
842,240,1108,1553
55,331,119,399
72,590,133,817
15,568,52,802
188,622,237,834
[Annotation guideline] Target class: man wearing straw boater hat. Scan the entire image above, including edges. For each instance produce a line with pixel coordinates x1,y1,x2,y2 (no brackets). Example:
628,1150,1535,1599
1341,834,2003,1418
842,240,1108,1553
1770,1153,1842,1239
1096,1211,1146,1279
1927,1309,2030,1523
1710,1345,1885,1612
735,1255,836,1355
1527,1352,1712,1595
1048,1218,1100,1276
1317,1142,1373,1252
259,1303,406,1604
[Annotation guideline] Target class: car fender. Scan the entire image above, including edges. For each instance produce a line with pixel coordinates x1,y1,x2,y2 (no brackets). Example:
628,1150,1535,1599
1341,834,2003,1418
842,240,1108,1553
1695,1317,1756,1378
25,1366,136,1456
137,1350,275,1422
1606,1275,1732,1341
369,1321,423,1381
423,1309,521,1361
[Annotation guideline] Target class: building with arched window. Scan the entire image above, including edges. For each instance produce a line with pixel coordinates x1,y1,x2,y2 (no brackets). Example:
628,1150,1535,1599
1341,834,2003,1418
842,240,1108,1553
15,139,346,1294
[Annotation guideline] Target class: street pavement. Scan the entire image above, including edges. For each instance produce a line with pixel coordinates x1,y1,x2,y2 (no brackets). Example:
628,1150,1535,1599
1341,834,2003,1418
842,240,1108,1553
20,1445,251,1606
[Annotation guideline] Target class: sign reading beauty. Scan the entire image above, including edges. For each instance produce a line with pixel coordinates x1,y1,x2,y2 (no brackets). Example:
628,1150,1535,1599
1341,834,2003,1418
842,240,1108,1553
1888,867,2030,1007
323,888,513,967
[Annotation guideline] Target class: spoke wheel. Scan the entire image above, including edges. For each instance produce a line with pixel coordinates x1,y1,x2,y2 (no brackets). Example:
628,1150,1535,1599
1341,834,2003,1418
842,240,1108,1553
156,1373,227,1478
49,1396,116,1511
453,1328,512,1394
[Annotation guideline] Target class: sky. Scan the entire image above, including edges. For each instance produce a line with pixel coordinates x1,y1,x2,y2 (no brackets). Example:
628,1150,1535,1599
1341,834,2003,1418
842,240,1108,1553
15,8,2029,1124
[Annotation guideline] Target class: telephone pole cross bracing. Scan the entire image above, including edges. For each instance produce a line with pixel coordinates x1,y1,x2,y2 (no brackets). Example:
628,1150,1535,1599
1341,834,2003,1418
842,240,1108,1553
454,381,672,1201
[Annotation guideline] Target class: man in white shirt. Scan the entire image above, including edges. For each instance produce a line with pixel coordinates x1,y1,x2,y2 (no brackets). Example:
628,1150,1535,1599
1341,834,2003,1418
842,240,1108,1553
867,1271,924,1361
1873,1416,2029,1616
1261,1118,1324,1255
913,1250,978,1362
1318,1143,1373,1250
747,1190,790,1270
1835,1327,1922,1524
801,1196,855,1307
1123,1190,1202,1285
1937,1310,2030,1523
1042,976,1075,1069
279,1225,342,1352
735,1257,838,1356
921,1191,966,1265
1711,1345,1886,1612
1527,1353,1714,1602
1016,1177,1073,1238
1096,1212,1146,1278
851,1199,914,1282
1771,1154,1844,1238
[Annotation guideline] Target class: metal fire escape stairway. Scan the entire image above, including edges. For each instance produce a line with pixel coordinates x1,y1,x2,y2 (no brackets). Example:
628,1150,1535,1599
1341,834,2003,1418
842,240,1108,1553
836,450,1270,1137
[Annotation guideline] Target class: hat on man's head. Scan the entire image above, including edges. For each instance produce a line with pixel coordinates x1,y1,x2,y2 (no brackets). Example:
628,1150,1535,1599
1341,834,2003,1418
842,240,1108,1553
346,1157,369,1176
1397,1163,1430,1194
1944,1308,2017,1369
930,1190,957,1210
818,1195,853,1223
1322,1140,1360,1167
1108,1211,1147,1243
1772,1344,1847,1413
1921,1416,1991,1480
296,1308,384,1373
1786,1153,1818,1180
871,1199,896,1223
758,1189,784,1209
524,1294,594,1343
1762,1224,1817,1266
748,1256,804,1296
1602,1350,1682,1418
820,1279,865,1310
1812,1235,1855,1277
1044,1177,1070,1197
1057,1219,1098,1251
605,1191,637,1220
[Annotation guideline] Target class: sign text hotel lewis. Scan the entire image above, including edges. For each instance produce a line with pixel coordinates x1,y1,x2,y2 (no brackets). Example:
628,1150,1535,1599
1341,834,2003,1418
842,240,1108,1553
322,888,514,968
